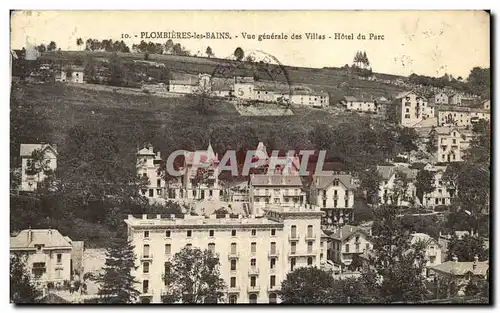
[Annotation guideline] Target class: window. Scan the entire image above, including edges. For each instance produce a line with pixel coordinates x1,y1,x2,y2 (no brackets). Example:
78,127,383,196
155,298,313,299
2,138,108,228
365,243,370,251
307,225,313,237
270,275,276,287
251,229,256,236
231,243,237,254
269,293,277,304
307,257,313,266
230,259,237,271
187,230,192,237
165,244,171,255
250,276,256,287
333,179,339,186
186,243,192,249
307,241,313,253
270,258,276,269
291,242,297,254
143,280,149,293
406,108,410,113
143,244,150,257
251,242,257,254
56,253,62,264
345,199,349,207
251,258,256,267
322,199,326,207
144,231,150,239
249,294,257,304
334,200,338,208
345,244,350,253
405,114,410,119
165,230,171,238
291,225,297,238
270,242,276,254
231,230,236,237
290,257,296,271
209,230,214,237
143,262,149,273
230,277,236,288
157,179,161,187
271,229,276,236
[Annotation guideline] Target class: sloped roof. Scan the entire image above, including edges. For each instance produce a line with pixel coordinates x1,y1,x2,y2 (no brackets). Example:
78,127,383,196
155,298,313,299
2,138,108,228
312,174,354,190
431,261,488,276
170,79,199,86
20,143,57,157
344,95,374,102
137,147,156,156
235,76,254,84
377,165,416,180
250,174,303,186
10,229,73,250
330,225,370,241
434,127,472,136
395,90,426,100
410,233,440,247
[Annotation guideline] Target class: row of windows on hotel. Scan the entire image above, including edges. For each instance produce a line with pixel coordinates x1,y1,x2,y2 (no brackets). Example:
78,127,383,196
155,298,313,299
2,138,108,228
142,225,315,240
142,240,323,258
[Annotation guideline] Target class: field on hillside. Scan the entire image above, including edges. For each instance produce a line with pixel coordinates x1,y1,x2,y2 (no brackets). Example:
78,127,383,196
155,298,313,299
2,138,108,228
40,51,405,100
10,83,378,166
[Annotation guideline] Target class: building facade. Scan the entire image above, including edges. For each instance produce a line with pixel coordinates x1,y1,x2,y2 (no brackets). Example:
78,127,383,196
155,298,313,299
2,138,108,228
124,203,326,303
376,165,416,206
234,77,255,100
56,66,84,83
396,91,430,127
437,106,490,127
328,225,373,268
433,92,449,105
309,174,355,229
343,96,377,113
422,166,455,207
10,229,74,284
433,127,473,163
410,233,443,277
137,146,164,199
20,143,58,192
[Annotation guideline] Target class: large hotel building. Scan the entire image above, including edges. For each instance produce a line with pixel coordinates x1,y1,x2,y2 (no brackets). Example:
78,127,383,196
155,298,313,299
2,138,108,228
125,203,328,303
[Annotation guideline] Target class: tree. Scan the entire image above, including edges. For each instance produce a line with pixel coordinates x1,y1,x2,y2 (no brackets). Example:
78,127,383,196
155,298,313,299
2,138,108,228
245,55,255,63
467,67,490,98
464,120,490,164
163,247,226,303
108,52,125,86
10,254,42,303
233,47,244,61
278,267,338,303
96,236,140,303
397,127,419,160
359,167,383,204
144,52,150,60
47,41,57,52
76,38,84,50
415,169,434,204
446,234,488,262
25,148,53,190
362,205,430,302
36,44,46,53
425,127,437,155
205,46,214,58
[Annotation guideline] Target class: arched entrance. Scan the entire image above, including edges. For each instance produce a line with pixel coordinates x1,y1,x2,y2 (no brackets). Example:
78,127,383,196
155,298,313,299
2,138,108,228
249,293,257,304
269,293,277,304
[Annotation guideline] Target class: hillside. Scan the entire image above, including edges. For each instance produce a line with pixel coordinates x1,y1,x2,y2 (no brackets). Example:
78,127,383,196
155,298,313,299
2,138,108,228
38,51,406,100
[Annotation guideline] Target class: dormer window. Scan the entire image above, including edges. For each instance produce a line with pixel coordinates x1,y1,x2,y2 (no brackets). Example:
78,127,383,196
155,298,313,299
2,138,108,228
35,244,44,251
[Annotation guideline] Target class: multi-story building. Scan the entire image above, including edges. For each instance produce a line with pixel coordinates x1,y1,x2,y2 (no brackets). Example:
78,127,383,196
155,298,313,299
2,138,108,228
124,203,326,304
249,175,305,216
234,77,255,100
433,92,449,105
254,85,275,102
309,174,355,229
437,106,490,127
343,95,377,113
289,91,329,108
10,228,76,284
169,79,199,94
422,166,455,207
410,233,442,277
376,164,416,206
432,127,473,163
55,66,84,84
328,225,373,268
166,142,221,201
20,143,58,192
396,91,430,127
137,146,164,199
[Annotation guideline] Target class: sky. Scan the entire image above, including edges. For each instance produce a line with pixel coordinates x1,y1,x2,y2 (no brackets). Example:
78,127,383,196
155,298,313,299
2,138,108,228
10,10,490,78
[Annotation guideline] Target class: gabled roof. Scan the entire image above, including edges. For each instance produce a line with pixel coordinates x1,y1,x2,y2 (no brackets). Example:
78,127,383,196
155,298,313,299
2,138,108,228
20,143,58,157
434,127,472,136
395,90,426,100
170,79,199,86
312,174,354,190
330,225,371,241
137,147,156,156
431,261,488,276
250,174,303,186
377,164,416,180
410,233,440,247
344,95,374,102
10,229,73,250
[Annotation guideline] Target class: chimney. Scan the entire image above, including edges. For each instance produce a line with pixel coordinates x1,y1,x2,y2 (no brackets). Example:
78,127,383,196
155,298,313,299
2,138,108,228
27,227,32,243
142,214,147,220
339,227,343,239
473,255,479,270
156,214,161,220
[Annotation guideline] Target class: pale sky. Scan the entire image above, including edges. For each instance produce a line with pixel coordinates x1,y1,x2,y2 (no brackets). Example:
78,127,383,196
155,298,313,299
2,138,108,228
11,10,490,78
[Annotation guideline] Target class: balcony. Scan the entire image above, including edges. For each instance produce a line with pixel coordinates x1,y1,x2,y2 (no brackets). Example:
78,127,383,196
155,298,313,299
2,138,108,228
248,266,260,276
141,254,154,261
268,251,279,258
268,285,279,292
288,235,300,241
141,289,154,297
289,250,316,257
305,234,316,241
247,285,261,293
228,252,240,259
227,286,241,294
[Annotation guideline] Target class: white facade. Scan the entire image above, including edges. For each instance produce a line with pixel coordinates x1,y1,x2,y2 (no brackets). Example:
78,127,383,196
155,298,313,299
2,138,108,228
377,165,416,207
344,96,377,113
410,233,443,276
124,203,326,304
396,91,430,127
309,174,355,229
329,225,373,267
438,107,490,127
434,127,473,163
434,92,449,105
20,144,58,192
137,146,164,199
290,92,329,107
234,77,255,100
57,68,84,83
10,229,74,284
422,167,454,207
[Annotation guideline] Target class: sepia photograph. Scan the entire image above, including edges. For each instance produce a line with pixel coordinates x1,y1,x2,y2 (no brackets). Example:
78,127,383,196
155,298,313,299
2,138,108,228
9,10,491,304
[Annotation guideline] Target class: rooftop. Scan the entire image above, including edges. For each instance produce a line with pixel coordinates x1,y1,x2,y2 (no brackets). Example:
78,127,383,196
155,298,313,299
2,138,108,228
250,174,303,186
330,225,370,241
10,229,73,250
312,174,354,190
431,260,489,276
20,143,57,157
